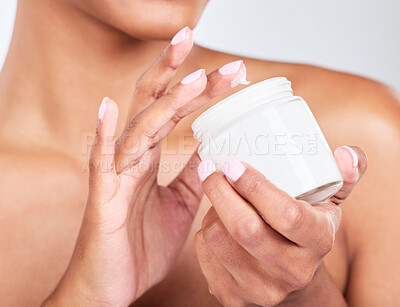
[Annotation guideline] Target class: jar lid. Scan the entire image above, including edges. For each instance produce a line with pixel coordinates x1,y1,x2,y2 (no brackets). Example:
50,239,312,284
192,77,293,141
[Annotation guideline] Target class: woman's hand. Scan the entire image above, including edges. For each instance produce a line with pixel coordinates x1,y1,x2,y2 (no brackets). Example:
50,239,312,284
195,146,367,307
43,27,248,306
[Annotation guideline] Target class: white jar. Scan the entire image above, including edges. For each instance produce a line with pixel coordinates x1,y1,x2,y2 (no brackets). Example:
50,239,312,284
192,77,343,204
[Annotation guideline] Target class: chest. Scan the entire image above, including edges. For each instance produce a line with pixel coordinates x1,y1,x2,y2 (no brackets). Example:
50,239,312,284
0,163,88,305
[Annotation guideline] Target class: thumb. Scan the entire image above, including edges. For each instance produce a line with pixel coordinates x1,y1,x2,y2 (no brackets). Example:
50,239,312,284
331,145,368,204
89,97,119,200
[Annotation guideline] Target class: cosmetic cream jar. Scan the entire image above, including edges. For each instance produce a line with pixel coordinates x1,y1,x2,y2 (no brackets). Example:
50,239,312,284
192,77,343,204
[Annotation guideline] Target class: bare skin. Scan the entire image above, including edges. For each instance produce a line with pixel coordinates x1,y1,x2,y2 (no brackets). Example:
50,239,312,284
1,1,400,306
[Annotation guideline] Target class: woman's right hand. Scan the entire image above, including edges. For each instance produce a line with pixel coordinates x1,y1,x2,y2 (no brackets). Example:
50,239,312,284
42,27,248,306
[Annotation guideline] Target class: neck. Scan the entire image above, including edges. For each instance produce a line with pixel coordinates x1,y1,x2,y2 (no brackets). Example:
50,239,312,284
0,0,170,158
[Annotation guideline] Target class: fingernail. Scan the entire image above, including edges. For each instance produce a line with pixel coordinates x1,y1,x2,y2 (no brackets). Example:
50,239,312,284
222,159,246,182
181,68,205,85
98,97,108,120
342,146,359,168
198,160,216,182
219,60,243,75
171,26,189,45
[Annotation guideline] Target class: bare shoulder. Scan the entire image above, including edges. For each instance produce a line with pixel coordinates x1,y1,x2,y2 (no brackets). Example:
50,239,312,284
0,145,88,206
0,145,87,305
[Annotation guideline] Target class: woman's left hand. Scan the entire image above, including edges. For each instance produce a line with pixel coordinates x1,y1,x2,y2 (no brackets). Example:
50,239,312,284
195,146,367,307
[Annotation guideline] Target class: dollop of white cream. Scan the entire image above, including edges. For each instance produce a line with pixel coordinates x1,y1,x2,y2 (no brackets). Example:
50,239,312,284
231,64,250,88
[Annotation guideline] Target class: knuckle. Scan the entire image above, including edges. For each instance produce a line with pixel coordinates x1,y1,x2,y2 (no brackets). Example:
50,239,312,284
218,294,245,307
134,75,144,91
124,117,141,135
233,301,247,307
241,175,265,196
264,287,287,307
159,50,179,71
205,175,224,195
135,75,164,100
202,219,225,243
232,218,265,244
163,56,179,71
319,233,335,256
124,118,158,146
282,202,304,232
291,265,315,290
170,110,185,125
134,76,150,97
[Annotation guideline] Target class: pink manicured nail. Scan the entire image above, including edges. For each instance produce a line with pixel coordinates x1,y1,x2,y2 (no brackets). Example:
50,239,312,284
222,159,246,182
171,26,189,45
198,160,216,182
181,69,205,85
218,60,250,88
98,97,108,120
219,60,243,75
342,146,359,168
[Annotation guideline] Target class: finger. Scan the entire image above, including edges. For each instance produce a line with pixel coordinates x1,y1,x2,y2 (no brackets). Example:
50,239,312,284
116,61,248,173
129,26,194,117
203,207,323,301
200,209,295,307
133,60,248,139
89,97,119,201
146,60,249,142
200,208,279,291
198,166,294,256
198,161,316,267
115,68,207,173
180,60,249,115
221,159,336,251
143,60,248,136
168,150,203,218
195,230,243,307
201,207,260,276
198,161,279,251
331,146,368,205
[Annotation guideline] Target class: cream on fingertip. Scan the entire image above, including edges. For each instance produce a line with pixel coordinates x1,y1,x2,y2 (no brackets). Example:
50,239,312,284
231,62,250,88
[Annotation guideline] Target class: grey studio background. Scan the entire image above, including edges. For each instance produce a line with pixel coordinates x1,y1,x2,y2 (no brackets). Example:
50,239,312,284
1,0,399,92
